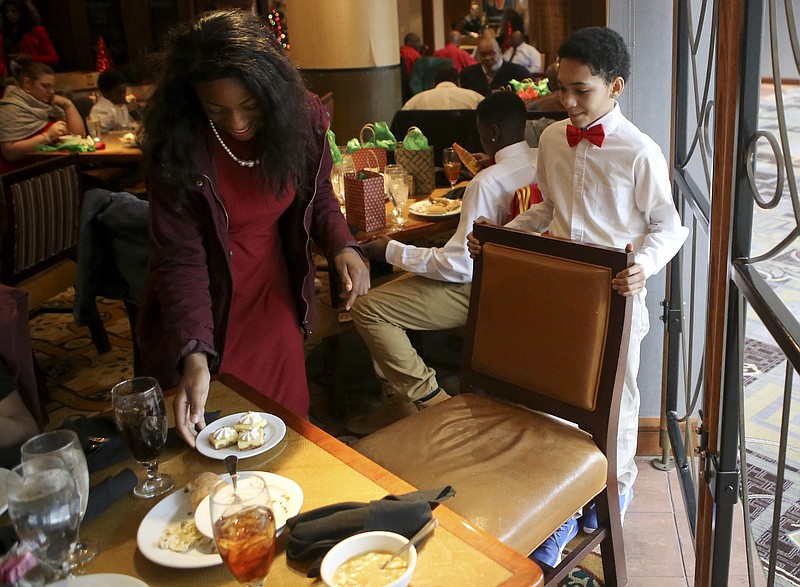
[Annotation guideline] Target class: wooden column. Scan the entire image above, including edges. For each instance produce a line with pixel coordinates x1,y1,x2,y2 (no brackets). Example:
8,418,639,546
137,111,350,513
285,0,402,141
528,0,606,68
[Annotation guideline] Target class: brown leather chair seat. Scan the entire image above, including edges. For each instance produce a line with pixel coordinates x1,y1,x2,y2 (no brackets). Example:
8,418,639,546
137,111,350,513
355,392,607,553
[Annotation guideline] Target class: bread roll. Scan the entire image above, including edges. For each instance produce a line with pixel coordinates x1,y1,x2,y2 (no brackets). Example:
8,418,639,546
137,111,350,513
186,472,223,510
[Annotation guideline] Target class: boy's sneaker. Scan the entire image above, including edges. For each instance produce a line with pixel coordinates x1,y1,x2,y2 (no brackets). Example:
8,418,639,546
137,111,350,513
580,488,634,534
531,517,579,568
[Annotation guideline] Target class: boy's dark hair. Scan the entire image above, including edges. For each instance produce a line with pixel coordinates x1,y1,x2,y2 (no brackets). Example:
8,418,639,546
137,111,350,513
558,27,630,84
476,91,525,129
97,70,128,93
434,63,459,85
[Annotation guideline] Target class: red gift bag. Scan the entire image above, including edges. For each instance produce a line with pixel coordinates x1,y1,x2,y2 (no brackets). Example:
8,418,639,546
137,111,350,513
344,170,386,232
351,124,387,172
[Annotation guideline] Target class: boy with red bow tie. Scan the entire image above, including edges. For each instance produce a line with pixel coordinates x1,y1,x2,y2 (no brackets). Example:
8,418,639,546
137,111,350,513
468,26,688,568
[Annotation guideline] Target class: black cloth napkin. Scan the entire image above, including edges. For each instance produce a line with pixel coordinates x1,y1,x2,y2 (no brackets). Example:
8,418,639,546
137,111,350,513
83,467,138,523
286,486,455,577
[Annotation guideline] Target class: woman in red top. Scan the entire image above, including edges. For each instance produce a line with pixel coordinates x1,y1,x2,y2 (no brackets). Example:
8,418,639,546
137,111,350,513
0,0,58,78
139,10,371,446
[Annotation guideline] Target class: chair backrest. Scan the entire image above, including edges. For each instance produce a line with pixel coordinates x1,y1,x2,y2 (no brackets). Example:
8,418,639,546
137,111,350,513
0,155,82,286
462,224,632,451
408,56,452,95
390,109,481,167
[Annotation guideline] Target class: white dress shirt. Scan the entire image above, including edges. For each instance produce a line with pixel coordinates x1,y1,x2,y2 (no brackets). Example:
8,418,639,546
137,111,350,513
503,42,542,74
402,81,485,110
386,141,537,282
507,104,688,278
89,95,135,132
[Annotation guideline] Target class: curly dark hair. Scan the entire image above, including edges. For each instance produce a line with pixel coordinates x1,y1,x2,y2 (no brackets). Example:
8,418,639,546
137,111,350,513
141,10,311,197
1,0,41,36
558,27,630,84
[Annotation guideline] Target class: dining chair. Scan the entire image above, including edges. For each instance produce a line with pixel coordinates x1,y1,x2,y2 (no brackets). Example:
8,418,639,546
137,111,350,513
355,223,632,586
0,154,110,353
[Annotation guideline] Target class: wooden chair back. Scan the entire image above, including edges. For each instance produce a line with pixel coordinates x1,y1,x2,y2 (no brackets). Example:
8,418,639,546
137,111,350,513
464,223,632,450
0,155,82,290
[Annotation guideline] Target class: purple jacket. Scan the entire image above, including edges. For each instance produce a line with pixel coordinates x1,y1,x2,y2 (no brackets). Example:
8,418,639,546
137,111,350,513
138,95,357,388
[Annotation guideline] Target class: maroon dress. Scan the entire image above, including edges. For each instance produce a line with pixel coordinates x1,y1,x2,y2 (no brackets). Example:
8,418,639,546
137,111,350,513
214,137,310,418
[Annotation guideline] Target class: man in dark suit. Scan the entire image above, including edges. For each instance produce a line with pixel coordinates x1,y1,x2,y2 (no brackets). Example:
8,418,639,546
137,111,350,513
459,37,530,96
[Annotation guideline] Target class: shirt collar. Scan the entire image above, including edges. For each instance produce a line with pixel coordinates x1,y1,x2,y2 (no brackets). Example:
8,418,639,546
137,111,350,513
494,140,531,163
435,81,458,89
587,102,622,133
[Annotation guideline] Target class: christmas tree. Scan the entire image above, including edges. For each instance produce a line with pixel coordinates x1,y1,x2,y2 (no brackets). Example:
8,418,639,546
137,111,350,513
267,3,289,49
96,36,113,72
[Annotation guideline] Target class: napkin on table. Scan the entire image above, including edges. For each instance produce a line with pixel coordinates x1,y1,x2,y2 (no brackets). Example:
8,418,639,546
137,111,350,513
286,486,455,577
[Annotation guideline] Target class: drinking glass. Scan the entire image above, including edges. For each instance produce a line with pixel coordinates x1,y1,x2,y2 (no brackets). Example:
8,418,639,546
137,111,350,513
388,174,409,230
7,456,81,582
85,115,101,142
443,147,462,190
111,377,174,498
21,429,97,566
211,473,276,586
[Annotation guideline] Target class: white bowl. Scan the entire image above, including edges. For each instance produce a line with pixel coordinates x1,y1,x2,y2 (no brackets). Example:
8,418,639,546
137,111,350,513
57,134,81,145
320,531,417,587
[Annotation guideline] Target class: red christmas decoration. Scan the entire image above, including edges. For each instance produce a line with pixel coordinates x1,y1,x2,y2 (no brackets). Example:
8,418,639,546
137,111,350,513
96,36,113,72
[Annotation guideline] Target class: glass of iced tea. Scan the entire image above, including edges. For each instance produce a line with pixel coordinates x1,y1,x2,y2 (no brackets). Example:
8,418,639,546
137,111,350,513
111,377,174,498
443,147,462,190
211,473,277,586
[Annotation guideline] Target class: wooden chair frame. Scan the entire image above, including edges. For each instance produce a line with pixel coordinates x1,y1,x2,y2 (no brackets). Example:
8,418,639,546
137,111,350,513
355,223,633,586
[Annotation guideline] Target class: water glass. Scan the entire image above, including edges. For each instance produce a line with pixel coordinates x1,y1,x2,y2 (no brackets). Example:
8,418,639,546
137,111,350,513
21,429,96,566
389,174,410,230
85,115,101,142
211,473,276,586
111,377,174,498
7,456,81,582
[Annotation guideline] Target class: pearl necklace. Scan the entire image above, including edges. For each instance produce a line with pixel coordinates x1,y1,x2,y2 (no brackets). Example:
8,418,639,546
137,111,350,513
208,119,259,168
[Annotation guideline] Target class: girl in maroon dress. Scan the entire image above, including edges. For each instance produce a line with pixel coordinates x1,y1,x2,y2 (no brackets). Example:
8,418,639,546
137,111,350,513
138,10,370,446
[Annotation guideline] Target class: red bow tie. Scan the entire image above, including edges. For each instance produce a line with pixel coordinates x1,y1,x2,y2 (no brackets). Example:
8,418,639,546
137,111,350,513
566,124,605,148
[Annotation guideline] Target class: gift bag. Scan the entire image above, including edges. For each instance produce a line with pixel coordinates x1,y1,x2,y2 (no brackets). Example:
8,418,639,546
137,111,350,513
395,127,435,194
350,124,387,172
344,170,386,232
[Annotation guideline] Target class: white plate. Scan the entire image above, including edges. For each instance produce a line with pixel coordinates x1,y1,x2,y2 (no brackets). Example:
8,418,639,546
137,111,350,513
0,468,10,515
136,486,222,569
194,471,303,539
196,412,286,460
408,200,462,218
51,574,149,587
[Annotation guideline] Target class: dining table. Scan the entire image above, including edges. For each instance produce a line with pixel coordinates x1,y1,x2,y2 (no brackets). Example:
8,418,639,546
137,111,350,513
76,374,544,586
27,130,142,165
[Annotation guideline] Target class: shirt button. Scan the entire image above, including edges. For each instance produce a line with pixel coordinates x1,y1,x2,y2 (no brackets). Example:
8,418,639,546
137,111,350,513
195,180,203,187
229,250,233,256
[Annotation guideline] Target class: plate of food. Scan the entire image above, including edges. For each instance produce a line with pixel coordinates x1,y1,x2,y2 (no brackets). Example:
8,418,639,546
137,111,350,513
193,471,303,539
196,411,286,460
136,478,222,569
120,132,138,147
408,198,462,218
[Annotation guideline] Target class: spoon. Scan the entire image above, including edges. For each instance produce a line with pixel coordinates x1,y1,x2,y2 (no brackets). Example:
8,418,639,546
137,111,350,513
381,517,439,570
224,454,239,494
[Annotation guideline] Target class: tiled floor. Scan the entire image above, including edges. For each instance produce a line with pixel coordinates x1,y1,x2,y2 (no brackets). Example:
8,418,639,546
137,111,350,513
626,456,767,586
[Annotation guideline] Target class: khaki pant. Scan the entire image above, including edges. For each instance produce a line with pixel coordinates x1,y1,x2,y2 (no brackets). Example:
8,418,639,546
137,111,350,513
617,290,649,495
349,273,472,402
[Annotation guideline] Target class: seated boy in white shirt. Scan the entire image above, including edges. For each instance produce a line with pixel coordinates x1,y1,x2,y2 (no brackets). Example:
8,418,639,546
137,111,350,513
89,70,138,133
347,92,537,436
468,26,689,568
